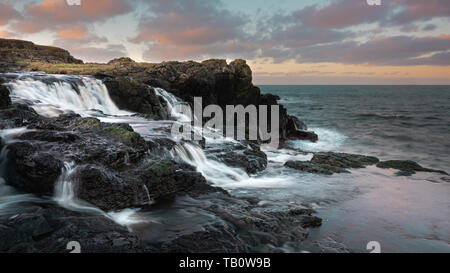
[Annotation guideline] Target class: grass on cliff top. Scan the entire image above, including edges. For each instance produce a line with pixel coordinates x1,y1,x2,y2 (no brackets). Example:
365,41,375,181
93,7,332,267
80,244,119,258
23,61,155,75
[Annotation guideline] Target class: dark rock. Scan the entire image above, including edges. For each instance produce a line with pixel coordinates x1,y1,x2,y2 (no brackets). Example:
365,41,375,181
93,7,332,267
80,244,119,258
0,80,11,108
205,141,267,174
0,204,143,253
4,142,63,196
102,76,169,120
376,160,449,176
72,165,147,211
0,104,38,129
138,160,221,200
285,152,379,175
285,161,348,175
312,152,379,169
287,130,318,142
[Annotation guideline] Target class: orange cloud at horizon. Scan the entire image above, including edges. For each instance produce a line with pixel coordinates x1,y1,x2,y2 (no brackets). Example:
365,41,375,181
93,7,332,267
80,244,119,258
57,25,88,40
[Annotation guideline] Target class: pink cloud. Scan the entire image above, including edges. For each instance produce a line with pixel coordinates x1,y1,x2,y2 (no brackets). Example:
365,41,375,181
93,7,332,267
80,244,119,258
11,0,132,34
0,3,20,26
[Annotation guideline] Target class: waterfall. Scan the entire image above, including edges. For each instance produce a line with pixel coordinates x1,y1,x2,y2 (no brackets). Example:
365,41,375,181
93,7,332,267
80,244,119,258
5,73,131,117
0,128,40,215
54,162,78,208
171,142,249,186
153,87,192,122
53,161,146,228
3,72,258,190
143,184,154,205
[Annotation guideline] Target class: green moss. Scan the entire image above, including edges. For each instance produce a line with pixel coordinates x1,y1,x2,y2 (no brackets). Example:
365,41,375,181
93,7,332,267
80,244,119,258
102,127,142,145
75,117,101,129
150,160,175,176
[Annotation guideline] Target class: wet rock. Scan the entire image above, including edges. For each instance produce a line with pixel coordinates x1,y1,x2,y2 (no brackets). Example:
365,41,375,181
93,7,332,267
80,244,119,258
0,203,143,253
155,195,321,253
72,165,146,211
312,152,379,169
102,76,169,120
0,104,38,129
0,79,11,108
285,152,379,175
285,161,348,175
205,141,267,174
287,130,318,142
138,160,221,200
4,142,63,196
376,160,449,176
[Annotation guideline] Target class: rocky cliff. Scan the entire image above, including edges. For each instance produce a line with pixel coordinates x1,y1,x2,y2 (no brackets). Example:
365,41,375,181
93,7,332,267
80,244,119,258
0,38,83,72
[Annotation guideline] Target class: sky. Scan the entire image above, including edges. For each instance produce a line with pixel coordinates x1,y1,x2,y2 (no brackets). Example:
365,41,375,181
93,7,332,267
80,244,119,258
0,0,449,84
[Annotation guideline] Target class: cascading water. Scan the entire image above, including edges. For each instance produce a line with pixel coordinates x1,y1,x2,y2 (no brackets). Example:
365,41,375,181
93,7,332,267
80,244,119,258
171,142,249,186
153,87,192,122
2,72,278,197
0,128,40,215
53,161,146,228
5,73,131,117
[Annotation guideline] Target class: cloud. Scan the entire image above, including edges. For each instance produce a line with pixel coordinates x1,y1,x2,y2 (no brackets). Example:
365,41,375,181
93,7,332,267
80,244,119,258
57,25,89,40
295,35,450,66
0,3,20,26
390,0,450,24
11,0,132,34
0,29,15,38
293,0,389,29
131,0,251,60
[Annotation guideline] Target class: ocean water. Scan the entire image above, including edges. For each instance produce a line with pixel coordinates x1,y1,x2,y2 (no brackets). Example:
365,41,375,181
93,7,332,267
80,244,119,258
260,85,450,173
250,85,450,253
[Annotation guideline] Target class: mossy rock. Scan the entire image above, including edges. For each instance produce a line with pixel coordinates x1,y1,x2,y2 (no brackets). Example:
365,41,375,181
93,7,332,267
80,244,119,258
376,160,448,176
101,126,143,146
73,117,101,129
284,161,349,175
150,160,176,176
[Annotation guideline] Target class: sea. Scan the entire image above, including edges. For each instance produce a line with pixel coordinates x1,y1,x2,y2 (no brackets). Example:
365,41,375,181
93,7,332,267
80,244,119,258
253,85,450,253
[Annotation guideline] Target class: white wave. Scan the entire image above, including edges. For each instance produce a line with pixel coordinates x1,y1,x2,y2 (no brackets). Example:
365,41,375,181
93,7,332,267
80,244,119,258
288,128,347,152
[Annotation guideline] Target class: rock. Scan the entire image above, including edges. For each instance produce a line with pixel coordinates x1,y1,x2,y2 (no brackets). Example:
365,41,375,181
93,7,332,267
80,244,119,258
138,160,221,200
0,203,144,253
287,130,318,142
287,116,307,132
285,161,348,175
312,152,379,169
0,79,11,108
4,141,63,196
206,141,267,174
107,57,136,65
0,104,38,129
0,38,82,72
285,152,379,175
72,165,146,211
102,77,169,119
376,160,449,176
